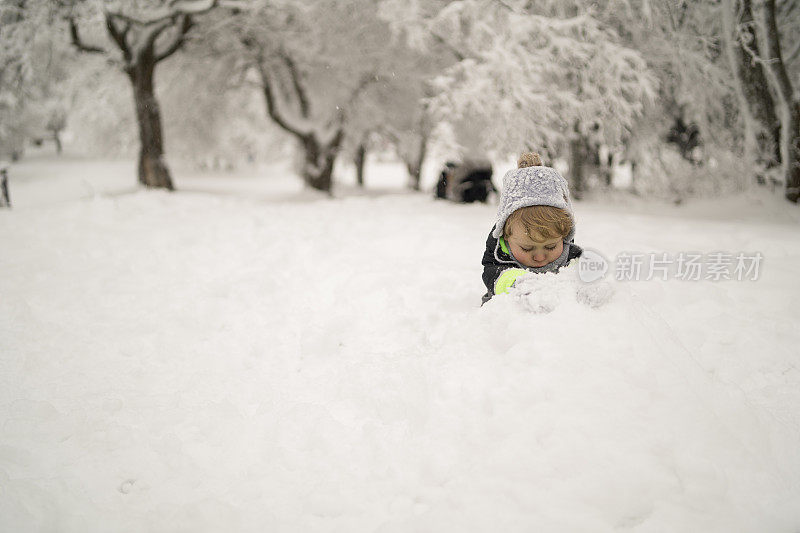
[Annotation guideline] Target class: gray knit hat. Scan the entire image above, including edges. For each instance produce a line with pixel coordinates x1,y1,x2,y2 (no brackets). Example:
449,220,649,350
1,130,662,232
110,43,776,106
492,165,576,242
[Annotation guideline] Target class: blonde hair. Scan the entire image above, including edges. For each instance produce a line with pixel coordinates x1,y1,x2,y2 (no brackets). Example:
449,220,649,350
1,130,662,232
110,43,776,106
503,151,572,240
504,205,572,240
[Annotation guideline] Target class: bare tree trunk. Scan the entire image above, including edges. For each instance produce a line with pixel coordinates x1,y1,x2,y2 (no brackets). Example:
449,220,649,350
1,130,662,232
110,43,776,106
0,167,11,208
303,154,334,192
405,161,419,190
51,130,62,155
295,135,341,193
786,102,800,200
405,132,428,191
298,136,344,193
129,59,173,190
299,133,341,193
629,160,638,194
569,124,585,199
355,142,366,187
723,0,781,184
599,149,613,188
754,0,800,202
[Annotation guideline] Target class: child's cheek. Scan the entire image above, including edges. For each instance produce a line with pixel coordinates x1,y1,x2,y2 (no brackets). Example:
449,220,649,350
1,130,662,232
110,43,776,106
510,247,526,264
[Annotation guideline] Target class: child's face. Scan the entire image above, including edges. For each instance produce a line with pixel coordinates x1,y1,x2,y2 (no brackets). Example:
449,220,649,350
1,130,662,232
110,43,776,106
506,222,564,268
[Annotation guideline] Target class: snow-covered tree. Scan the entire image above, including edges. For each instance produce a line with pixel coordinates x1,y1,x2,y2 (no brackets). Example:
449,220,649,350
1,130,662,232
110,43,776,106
0,1,34,159
583,1,747,197
345,47,446,190
208,0,403,193
0,1,61,159
68,0,224,190
156,47,286,169
380,0,657,195
1,0,92,159
384,101,433,191
380,0,785,199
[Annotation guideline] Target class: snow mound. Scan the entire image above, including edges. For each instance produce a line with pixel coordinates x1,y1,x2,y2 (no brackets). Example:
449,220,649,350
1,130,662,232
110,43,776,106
1,160,799,532
505,266,615,313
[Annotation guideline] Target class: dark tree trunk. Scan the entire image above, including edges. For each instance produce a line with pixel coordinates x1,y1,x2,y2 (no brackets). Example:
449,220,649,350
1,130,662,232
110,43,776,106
51,130,62,155
303,153,334,192
787,102,800,200
405,161,420,190
754,0,800,202
603,151,613,187
128,58,173,190
406,132,428,191
0,167,10,208
300,134,340,193
723,0,781,183
355,142,366,187
569,126,585,199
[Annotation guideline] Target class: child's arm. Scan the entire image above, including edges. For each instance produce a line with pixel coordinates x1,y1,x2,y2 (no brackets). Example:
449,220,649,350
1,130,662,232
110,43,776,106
481,231,527,300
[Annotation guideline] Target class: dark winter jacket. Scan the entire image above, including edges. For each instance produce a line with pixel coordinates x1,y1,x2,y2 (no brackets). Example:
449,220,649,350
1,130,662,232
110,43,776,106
481,228,583,304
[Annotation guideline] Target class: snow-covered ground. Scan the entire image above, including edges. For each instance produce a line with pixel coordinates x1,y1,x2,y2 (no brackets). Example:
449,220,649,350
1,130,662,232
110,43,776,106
2,155,800,532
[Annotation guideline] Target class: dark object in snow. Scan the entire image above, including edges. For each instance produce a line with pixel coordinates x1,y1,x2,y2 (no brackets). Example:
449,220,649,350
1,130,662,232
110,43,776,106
0,164,10,208
666,117,703,165
435,161,457,199
435,159,496,203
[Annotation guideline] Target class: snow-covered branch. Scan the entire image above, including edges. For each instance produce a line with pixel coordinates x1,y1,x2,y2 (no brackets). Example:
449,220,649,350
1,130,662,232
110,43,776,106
411,1,657,151
278,50,310,118
69,18,107,55
155,15,193,63
139,18,174,58
104,0,229,26
105,17,132,63
252,55,314,140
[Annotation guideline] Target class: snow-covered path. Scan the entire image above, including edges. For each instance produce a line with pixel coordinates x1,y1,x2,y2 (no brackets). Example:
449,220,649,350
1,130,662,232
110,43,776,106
2,158,799,532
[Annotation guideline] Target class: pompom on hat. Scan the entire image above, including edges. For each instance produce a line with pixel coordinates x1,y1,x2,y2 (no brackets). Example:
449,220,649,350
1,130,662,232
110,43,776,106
492,153,576,242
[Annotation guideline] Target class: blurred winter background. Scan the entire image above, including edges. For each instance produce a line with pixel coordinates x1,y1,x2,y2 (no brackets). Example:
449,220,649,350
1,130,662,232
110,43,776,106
2,1,800,532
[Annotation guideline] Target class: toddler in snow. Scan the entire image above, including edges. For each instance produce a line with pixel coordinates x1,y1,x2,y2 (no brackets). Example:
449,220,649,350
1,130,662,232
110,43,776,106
481,152,584,304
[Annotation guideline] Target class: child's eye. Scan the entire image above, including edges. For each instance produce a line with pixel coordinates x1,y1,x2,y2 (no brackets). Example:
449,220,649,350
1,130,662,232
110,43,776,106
545,245,556,250
522,247,533,252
